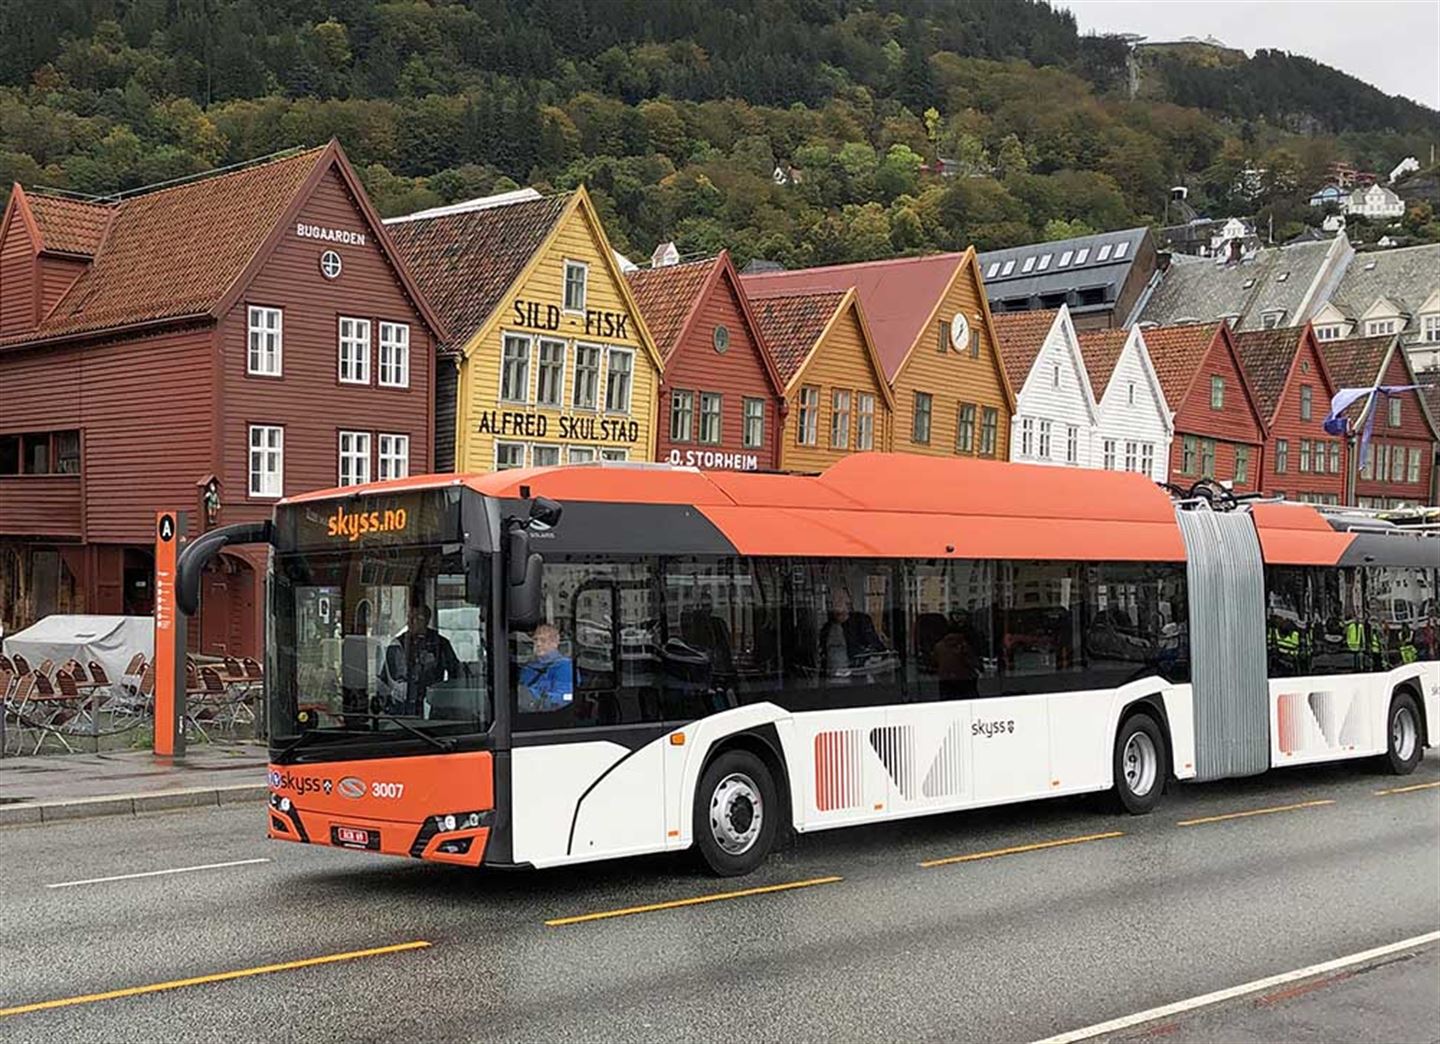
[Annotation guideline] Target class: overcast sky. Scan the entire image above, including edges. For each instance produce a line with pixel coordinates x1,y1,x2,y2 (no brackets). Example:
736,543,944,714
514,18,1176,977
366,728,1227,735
1059,0,1440,111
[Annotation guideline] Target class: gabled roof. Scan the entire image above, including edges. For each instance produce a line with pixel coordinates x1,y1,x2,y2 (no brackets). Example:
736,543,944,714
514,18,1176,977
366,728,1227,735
1138,322,1226,409
1075,328,1130,399
749,289,848,386
739,252,967,380
1327,243,1440,337
386,191,572,354
23,190,110,256
991,308,1061,390
1319,333,1394,389
1232,326,1310,424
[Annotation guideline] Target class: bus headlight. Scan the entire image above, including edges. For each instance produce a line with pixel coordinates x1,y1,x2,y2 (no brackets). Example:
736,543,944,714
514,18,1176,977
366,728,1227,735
443,814,457,832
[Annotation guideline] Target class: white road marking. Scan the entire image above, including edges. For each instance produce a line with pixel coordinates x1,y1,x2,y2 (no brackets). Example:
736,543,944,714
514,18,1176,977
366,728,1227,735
46,858,271,889
1032,929,1440,1043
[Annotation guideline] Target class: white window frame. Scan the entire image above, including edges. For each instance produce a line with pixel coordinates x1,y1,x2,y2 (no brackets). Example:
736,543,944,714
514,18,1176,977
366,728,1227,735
1065,424,1078,464
1407,446,1422,483
1000,260,1015,276
563,260,588,314
1299,384,1313,421
1299,439,1311,473
985,262,1000,278
247,306,283,376
495,441,527,470
832,390,852,449
1423,315,1440,344
1210,376,1224,409
1234,444,1250,485
378,322,410,388
1124,440,1138,473
1102,438,1116,471
248,424,283,498
1388,396,1402,427
1020,416,1034,457
1114,241,1129,259
1140,441,1155,476
531,444,561,468
535,337,567,407
604,347,634,414
1074,247,1090,264
1037,253,1052,271
600,448,628,462
1021,256,1036,274
699,392,723,445
742,398,765,448
1096,244,1112,262
338,430,371,487
670,389,694,442
798,386,820,446
1275,438,1289,474
572,342,601,410
1037,418,1052,459
500,332,533,404
377,433,410,480
1127,381,1136,406
857,393,875,451
1366,318,1398,337
567,446,596,464
1314,324,1343,341
1058,250,1073,267
338,316,371,385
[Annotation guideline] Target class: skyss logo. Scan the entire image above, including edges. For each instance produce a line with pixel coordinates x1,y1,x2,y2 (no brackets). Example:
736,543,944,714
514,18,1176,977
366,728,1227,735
269,770,330,795
972,719,1016,738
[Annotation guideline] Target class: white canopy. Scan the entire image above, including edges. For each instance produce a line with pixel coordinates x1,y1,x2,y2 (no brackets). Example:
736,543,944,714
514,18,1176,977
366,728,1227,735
3,615,152,682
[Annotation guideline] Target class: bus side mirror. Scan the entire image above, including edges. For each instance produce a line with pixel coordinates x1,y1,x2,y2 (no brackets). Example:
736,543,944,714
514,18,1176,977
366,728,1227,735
506,523,544,630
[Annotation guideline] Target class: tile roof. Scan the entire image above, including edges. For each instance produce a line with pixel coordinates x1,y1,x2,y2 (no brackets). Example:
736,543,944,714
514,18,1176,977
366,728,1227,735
624,256,718,360
1232,326,1306,423
386,192,572,353
1319,334,1393,389
748,289,846,386
1076,328,1130,399
990,308,1060,390
3,147,325,345
1136,322,1224,409
25,193,110,256
1326,243,1440,340
740,252,965,380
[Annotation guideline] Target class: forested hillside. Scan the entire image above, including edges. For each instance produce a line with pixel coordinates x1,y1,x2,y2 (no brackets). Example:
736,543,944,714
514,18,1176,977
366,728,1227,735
2,0,1436,266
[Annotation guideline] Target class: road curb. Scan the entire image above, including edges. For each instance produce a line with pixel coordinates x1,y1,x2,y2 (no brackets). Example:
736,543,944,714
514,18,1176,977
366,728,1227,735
0,783,268,827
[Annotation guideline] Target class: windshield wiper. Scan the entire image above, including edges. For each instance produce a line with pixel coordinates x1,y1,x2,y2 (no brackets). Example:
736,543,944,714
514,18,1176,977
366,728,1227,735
347,712,456,752
273,728,328,760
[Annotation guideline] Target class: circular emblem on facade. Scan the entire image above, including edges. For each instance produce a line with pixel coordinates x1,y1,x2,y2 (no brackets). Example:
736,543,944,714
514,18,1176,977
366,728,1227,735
320,249,342,280
338,776,366,799
713,324,730,353
949,312,970,351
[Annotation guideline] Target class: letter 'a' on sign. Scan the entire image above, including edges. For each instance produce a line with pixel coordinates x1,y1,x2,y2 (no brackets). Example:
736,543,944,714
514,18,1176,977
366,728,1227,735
158,514,175,541
949,313,970,352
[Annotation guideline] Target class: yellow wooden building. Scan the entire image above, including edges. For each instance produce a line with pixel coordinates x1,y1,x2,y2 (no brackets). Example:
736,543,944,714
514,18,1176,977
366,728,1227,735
386,186,662,471
744,286,895,472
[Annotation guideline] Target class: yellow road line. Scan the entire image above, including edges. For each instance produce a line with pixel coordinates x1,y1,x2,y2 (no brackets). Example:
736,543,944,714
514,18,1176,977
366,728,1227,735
545,875,842,927
1375,780,1440,796
1177,799,1334,827
0,941,431,1018
919,831,1124,869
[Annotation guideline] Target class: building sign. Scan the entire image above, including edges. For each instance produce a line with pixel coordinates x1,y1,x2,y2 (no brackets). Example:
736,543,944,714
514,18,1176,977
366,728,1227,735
295,222,367,246
666,448,760,470
476,409,640,444
512,298,630,339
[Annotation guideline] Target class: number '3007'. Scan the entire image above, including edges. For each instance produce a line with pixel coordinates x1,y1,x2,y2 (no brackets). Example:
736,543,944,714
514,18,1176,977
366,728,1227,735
371,782,404,799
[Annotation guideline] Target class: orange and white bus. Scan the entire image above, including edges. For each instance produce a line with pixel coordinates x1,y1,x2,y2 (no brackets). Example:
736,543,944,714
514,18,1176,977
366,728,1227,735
177,454,1438,875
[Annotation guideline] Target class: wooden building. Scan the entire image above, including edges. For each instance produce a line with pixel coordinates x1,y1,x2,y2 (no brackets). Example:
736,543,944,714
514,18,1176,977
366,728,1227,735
742,251,1013,460
626,250,785,471
744,287,894,472
0,142,443,653
1076,325,1174,483
1233,325,1346,504
994,308,1099,470
1141,322,1267,493
386,187,662,471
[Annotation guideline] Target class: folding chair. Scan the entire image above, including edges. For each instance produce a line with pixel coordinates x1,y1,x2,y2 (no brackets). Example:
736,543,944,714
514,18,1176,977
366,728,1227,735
54,670,97,736
122,654,147,697
185,666,228,742
11,654,30,675
25,672,77,754
37,658,54,678
0,653,12,674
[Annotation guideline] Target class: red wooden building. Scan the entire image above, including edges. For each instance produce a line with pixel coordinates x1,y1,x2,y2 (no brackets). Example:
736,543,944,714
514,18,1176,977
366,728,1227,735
1142,322,1267,493
626,250,785,471
0,141,444,655
1233,325,1346,504
1321,334,1440,508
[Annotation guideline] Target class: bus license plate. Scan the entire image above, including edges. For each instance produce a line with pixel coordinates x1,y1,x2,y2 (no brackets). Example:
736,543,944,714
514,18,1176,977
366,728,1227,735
332,825,379,850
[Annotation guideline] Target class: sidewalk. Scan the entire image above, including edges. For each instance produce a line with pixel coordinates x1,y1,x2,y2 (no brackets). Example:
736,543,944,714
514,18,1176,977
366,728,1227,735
0,744,269,826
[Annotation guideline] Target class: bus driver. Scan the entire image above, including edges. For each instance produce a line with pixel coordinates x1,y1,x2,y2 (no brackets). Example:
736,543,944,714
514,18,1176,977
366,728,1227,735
380,600,461,717
519,623,577,712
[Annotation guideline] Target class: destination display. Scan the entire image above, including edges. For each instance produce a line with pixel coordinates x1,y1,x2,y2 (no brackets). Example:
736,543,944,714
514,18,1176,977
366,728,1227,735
277,487,463,550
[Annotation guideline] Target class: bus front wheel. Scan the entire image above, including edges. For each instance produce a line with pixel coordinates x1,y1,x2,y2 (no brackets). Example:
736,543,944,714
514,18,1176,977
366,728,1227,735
1113,712,1167,815
1383,690,1423,775
694,749,778,876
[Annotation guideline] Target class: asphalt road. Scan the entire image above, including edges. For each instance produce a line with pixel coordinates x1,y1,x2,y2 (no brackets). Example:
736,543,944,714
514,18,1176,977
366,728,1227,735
1,755,1437,1043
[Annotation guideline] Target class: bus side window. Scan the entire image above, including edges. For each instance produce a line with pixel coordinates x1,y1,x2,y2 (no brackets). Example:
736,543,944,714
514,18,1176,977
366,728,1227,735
1263,566,1308,678
906,559,997,701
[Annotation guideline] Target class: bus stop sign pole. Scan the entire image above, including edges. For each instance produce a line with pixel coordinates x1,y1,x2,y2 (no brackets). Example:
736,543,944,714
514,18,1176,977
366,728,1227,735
154,511,187,759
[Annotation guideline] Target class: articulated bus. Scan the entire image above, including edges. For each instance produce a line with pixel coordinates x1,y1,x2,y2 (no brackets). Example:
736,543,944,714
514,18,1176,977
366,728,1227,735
177,454,1439,875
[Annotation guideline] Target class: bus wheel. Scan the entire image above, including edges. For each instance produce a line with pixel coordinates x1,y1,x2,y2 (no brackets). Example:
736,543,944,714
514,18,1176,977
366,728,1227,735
694,749,778,877
1113,713,1167,815
1383,690,1423,775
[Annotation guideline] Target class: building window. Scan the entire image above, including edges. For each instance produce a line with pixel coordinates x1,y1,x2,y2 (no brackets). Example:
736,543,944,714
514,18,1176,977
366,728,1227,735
1127,381,1136,407
600,448,628,462
797,386,819,445
742,398,765,448
531,444,561,467
956,403,975,453
1096,243,1112,262
1075,247,1090,264
1388,396,1402,427
1300,384,1313,421
1210,376,1224,409
1314,324,1342,342
604,348,633,412
912,392,931,445
563,260,587,313
1234,445,1250,485
1038,419,1052,459
1066,424,1078,464
699,392,722,444
1001,260,1015,277
535,338,566,407
1052,363,1061,389
670,390,694,442
970,327,981,359
1299,439,1311,473
0,431,80,475
1020,416,1034,457
1366,318,1397,337
500,333,531,402
572,343,600,409
1021,256,1036,274
1361,447,1374,480
979,407,998,457
248,425,283,497
857,394,876,450
1059,250,1073,267
1391,445,1406,482
1124,440,1138,472
1181,435,1197,475
1407,446,1422,483
338,317,370,384
1038,253,1052,271
1140,441,1154,476
1328,441,1340,474
377,434,409,480
1199,439,1216,478
1103,439,1116,471
247,306,282,376
378,322,410,388
567,446,596,464
495,442,526,470
1261,311,1283,329
338,431,370,487
1423,315,1440,343
1275,438,1289,474
832,390,852,449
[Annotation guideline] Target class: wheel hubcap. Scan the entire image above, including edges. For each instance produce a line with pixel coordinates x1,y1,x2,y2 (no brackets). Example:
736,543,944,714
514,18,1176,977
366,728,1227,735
709,772,763,855
1123,731,1158,797
1392,706,1417,762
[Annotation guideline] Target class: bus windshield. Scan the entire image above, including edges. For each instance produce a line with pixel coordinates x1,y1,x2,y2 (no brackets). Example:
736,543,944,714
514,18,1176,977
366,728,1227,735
268,543,490,754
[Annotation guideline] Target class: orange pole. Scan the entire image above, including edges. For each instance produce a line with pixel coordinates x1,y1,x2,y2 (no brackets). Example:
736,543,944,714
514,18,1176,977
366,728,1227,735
153,512,186,758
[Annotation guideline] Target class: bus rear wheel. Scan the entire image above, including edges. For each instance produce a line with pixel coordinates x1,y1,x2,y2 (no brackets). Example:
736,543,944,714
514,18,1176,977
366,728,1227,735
1113,712,1167,815
1383,690,1423,776
694,749,778,877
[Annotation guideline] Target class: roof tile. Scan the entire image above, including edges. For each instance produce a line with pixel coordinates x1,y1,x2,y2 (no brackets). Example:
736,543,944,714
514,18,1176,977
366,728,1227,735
1232,326,1306,423
1137,322,1223,408
1075,328,1130,399
748,289,846,386
26,194,110,256
990,308,1059,389
625,256,718,360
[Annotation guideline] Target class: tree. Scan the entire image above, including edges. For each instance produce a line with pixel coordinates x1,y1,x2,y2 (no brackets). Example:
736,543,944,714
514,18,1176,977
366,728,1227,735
875,143,922,201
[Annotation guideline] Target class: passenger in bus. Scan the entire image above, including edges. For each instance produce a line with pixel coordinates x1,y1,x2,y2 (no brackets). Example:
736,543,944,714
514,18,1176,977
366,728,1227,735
682,591,734,676
932,611,982,699
518,623,576,712
820,585,885,674
380,601,461,716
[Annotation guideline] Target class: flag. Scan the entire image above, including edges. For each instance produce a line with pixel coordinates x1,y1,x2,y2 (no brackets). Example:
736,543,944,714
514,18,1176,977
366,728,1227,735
1324,385,1425,468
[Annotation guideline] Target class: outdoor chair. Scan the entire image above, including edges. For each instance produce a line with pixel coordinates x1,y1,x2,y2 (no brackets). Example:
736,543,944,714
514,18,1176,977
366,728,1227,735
23,671,77,754
11,654,30,675
36,658,54,677
0,653,12,673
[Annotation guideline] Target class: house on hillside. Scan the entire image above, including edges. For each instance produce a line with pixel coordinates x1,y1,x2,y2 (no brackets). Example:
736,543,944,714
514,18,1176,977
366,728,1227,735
1308,185,1347,208
1077,325,1173,483
1141,323,1267,493
992,308,1098,470
1232,326,1345,504
1308,243,1440,370
979,228,1158,331
0,142,445,652
1345,184,1405,220
741,251,1014,461
626,250,785,472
